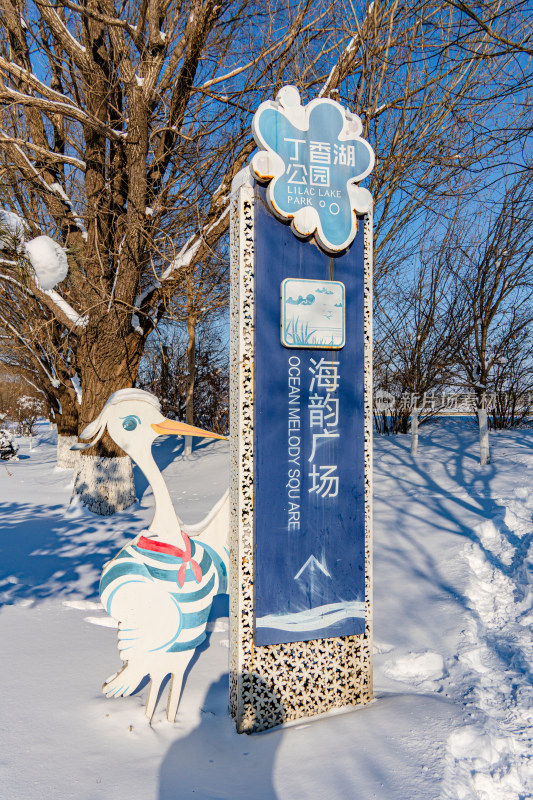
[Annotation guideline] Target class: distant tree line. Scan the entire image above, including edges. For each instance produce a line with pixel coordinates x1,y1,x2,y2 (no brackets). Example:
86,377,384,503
136,320,228,437
374,171,533,454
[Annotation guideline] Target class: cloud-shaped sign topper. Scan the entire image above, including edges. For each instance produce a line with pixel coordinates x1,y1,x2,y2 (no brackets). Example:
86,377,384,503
251,86,374,254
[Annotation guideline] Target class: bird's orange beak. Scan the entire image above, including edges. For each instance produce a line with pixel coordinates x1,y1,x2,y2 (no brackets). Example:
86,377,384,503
151,419,227,440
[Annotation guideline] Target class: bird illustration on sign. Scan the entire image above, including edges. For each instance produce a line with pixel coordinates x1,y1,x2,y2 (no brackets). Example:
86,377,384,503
73,389,229,723
281,278,345,348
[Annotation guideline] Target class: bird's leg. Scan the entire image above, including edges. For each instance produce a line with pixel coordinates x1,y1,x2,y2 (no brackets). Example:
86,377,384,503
166,673,183,723
145,673,164,723
166,651,194,722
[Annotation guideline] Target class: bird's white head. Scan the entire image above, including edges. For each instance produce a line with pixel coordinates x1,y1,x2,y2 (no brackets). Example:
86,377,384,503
72,388,226,463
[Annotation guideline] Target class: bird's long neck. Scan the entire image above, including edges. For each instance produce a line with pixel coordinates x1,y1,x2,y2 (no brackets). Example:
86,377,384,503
139,449,186,548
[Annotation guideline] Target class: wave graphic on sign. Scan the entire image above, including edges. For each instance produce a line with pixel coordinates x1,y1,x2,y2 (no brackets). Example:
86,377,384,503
256,600,365,633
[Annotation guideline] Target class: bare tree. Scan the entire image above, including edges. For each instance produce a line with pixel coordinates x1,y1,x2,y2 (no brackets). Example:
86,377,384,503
443,1,533,57
167,249,229,454
0,220,81,465
488,326,533,429
136,320,228,435
326,1,533,280
374,218,464,444
0,0,530,513
0,0,337,512
451,174,533,463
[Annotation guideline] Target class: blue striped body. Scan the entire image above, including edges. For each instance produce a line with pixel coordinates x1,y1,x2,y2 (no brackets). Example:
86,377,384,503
100,535,228,654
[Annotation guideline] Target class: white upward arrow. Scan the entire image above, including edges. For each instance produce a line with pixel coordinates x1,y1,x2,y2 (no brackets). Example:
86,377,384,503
294,555,331,581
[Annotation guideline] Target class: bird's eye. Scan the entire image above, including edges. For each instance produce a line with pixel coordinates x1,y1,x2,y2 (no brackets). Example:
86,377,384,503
122,415,140,431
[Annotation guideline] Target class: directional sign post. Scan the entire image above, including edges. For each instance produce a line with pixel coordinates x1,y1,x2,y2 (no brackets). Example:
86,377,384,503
229,86,373,733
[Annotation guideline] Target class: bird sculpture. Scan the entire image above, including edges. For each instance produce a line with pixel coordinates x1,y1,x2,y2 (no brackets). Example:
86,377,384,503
74,388,229,723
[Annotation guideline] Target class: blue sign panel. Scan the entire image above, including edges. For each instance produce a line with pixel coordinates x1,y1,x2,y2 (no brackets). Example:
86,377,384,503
251,85,374,254
254,183,366,646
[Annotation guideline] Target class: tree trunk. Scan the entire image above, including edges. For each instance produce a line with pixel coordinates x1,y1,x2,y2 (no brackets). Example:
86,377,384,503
57,434,80,470
56,388,80,469
475,367,490,464
72,454,136,516
184,290,197,457
410,409,419,456
478,405,490,466
75,316,143,514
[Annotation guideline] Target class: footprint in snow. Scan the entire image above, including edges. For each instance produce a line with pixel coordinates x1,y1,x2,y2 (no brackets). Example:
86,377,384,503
373,640,395,654
383,650,446,686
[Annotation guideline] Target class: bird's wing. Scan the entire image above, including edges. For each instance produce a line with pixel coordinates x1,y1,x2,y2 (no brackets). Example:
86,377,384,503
108,578,183,657
181,489,228,537
182,490,229,553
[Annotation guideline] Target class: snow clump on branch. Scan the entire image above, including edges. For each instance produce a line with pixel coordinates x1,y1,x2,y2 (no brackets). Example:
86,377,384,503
25,235,68,290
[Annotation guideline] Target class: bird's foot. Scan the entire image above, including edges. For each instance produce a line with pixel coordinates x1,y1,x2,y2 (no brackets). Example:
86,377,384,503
103,663,146,698
102,653,194,723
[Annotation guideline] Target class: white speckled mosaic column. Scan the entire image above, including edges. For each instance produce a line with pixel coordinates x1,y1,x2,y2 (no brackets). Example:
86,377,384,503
229,169,373,733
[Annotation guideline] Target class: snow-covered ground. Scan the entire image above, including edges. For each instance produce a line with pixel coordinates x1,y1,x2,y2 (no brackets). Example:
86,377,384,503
0,420,531,799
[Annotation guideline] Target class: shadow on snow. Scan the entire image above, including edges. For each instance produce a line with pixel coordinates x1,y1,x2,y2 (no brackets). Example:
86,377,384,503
0,433,223,608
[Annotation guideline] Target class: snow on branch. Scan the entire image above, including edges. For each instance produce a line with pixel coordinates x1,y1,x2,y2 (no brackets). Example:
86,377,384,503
70,373,82,404
0,134,85,170
131,283,161,335
160,206,230,283
21,377,48,398
1,206,87,331
0,208,28,248
0,273,32,293
58,1,137,36
0,55,84,107
129,203,230,333
200,39,288,90
0,125,57,194
34,2,87,62
0,87,122,140
0,132,86,239
161,236,202,282
44,289,87,329
49,183,88,239
128,203,230,332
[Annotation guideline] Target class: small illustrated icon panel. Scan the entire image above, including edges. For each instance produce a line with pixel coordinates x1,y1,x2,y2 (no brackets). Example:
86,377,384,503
281,278,345,349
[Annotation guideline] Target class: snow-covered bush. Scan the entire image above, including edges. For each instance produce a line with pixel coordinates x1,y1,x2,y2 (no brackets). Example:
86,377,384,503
0,428,18,460
0,209,27,252
14,396,43,436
